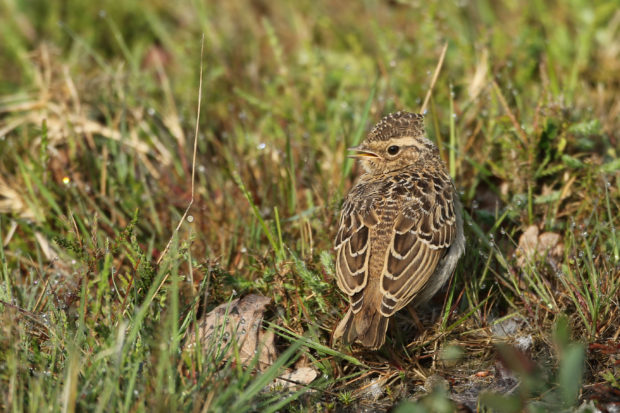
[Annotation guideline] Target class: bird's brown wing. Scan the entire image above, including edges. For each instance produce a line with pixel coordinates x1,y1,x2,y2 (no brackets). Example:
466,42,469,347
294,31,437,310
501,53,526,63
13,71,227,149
379,175,457,316
334,194,379,314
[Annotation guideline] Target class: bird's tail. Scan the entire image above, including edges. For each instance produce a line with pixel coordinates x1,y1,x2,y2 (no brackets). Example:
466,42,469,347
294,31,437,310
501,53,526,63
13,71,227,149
334,307,389,349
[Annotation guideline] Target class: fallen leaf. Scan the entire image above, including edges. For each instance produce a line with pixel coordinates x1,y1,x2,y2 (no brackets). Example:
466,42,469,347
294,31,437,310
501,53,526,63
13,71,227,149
516,225,563,268
516,225,539,267
185,294,318,390
185,294,277,369
271,366,318,390
538,231,563,260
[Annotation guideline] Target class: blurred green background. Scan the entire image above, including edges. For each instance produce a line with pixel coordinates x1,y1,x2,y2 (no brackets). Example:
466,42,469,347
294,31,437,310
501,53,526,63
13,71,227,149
0,0,618,411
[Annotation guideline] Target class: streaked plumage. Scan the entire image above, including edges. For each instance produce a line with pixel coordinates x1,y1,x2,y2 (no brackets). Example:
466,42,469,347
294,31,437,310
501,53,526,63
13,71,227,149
333,111,465,349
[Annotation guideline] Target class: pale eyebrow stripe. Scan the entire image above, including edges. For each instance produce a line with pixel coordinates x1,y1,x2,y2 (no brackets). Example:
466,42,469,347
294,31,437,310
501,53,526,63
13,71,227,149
384,137,416,147
383,136,431,150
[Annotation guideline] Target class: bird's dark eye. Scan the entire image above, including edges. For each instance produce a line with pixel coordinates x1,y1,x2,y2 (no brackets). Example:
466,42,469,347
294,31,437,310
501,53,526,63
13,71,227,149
387,145,400,155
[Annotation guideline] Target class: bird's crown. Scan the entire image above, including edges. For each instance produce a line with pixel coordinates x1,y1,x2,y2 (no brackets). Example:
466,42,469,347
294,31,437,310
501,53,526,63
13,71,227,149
367,111,425,142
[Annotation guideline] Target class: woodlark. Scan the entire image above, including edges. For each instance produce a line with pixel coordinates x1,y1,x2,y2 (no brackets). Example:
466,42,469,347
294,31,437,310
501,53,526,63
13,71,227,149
333,111,465,349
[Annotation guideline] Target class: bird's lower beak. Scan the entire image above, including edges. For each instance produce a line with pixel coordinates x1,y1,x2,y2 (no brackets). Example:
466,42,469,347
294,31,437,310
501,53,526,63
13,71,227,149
347,146,379,159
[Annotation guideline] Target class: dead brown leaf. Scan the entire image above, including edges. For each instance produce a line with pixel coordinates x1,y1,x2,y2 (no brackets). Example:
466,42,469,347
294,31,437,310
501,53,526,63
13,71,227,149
185,294,318,390
185,294,277,369
271,366,318,390
516,225,564,268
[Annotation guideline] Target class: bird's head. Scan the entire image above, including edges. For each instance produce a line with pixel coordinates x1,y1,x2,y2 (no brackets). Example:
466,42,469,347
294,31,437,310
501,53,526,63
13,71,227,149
348,111,438,175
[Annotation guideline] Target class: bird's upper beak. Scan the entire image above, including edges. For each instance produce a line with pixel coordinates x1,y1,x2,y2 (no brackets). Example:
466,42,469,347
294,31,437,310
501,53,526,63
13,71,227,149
347,146,379,159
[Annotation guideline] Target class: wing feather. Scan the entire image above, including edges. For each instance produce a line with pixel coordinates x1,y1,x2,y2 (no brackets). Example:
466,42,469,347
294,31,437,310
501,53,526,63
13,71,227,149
380,174,458,316
334,196,378,311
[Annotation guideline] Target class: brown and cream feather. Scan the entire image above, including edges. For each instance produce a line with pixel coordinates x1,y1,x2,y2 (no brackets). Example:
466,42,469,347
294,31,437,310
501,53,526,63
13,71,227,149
334,111,465,349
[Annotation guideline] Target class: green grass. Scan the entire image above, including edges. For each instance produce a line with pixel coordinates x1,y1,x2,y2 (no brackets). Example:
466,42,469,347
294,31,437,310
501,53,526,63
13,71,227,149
1,0,619,411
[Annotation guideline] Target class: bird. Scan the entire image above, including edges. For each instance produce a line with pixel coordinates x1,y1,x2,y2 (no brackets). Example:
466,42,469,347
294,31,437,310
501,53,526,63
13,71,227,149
333,111,465,349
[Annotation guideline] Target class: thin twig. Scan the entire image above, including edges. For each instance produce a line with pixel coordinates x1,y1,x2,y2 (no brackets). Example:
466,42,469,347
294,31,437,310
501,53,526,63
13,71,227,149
155,34,205,272
0,299,50,330
420,42,448,115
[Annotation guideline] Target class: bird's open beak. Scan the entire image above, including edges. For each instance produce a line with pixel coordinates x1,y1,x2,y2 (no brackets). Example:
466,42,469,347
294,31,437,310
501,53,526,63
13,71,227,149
347,146,379,159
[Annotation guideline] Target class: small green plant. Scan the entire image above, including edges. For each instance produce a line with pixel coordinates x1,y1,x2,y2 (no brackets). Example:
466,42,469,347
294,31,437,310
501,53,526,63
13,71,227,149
338,390,355,405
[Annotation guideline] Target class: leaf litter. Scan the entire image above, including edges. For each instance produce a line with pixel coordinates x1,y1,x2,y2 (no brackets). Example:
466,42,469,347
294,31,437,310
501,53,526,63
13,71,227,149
184,294,317,390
